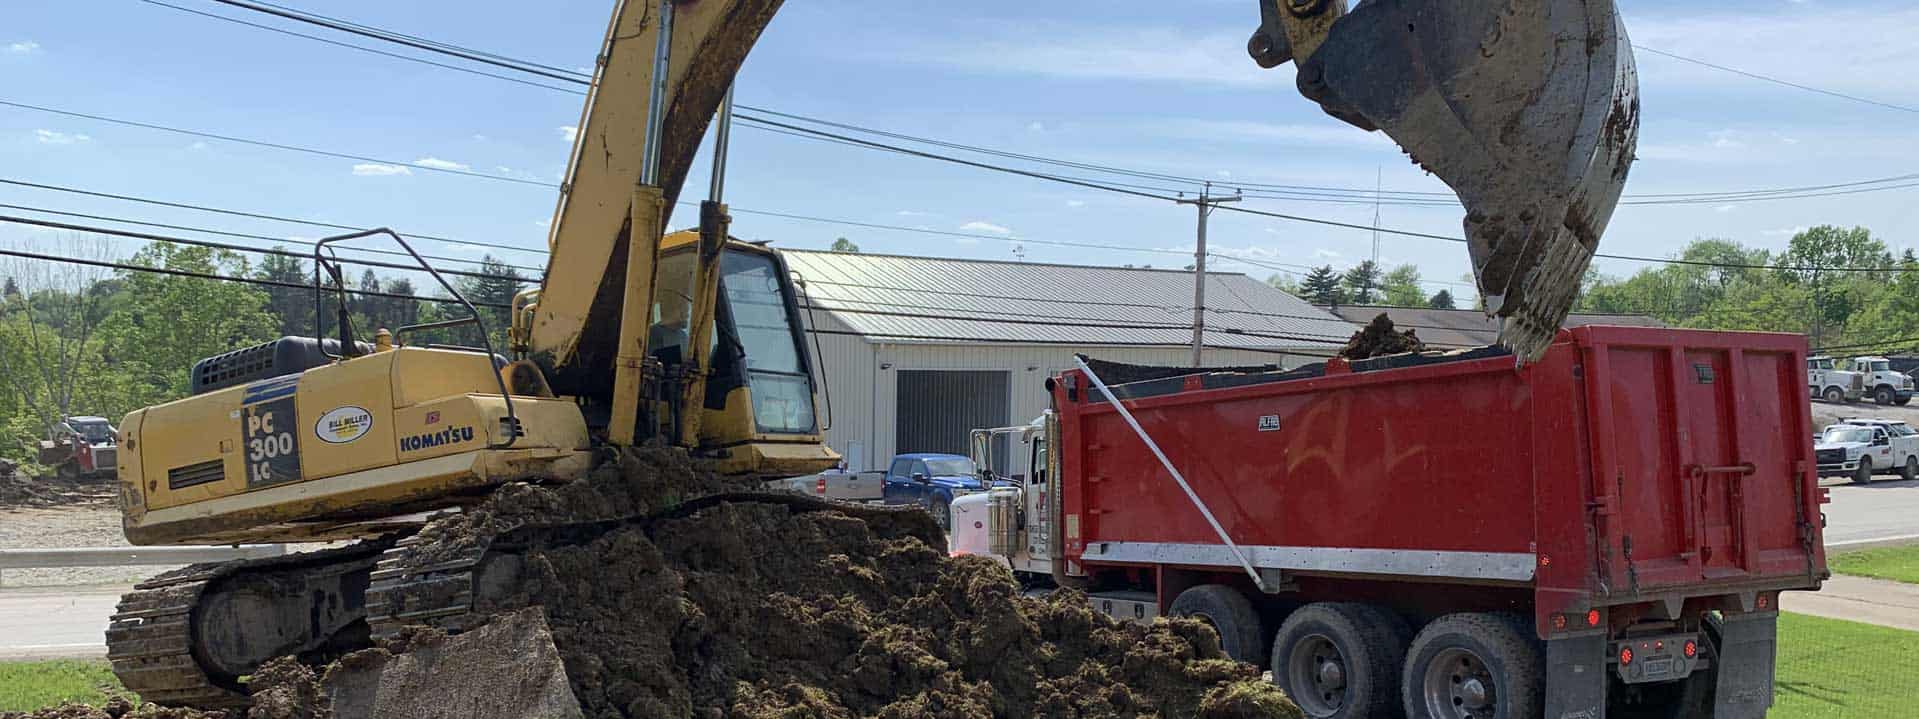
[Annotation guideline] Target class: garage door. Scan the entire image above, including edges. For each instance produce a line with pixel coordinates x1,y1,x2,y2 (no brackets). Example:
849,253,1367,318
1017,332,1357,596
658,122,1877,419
895,370,1010,472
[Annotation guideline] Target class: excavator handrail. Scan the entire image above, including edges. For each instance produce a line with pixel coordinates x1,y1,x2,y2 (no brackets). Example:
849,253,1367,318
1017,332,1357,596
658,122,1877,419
310,228,519,449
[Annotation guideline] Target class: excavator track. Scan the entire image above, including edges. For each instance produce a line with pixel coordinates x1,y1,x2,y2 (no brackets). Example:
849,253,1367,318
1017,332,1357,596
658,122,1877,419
365,492,942,640
106,540,397,709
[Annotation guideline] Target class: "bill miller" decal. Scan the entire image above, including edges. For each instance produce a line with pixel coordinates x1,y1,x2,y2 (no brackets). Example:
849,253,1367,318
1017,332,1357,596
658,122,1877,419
315,406,373,444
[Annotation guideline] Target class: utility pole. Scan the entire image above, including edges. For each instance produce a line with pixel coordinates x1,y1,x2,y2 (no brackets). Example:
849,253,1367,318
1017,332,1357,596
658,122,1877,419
1178,183,1240,367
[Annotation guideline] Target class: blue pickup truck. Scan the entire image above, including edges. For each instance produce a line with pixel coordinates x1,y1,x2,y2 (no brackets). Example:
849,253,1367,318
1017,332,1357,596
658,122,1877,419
882,452,992,529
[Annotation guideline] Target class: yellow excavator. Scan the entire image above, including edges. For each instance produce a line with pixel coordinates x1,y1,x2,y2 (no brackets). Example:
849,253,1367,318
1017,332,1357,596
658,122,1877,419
105,0,1640,708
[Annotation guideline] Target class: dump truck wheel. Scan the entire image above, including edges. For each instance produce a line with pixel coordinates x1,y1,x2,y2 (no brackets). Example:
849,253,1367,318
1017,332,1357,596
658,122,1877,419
1855,458,1874,485
1169,584,1266,666
1822,387,1845,403
1403,613,1542,719
1876,387,1895,405
1271,603,1407,719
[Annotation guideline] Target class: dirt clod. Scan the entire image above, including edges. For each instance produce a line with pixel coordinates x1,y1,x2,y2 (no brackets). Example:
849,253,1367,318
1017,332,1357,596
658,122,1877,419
1339,313,1427,360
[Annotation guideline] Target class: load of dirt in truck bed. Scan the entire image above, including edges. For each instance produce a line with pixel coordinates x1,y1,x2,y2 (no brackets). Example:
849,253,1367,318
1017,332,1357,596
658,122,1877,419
1338,313,1427,360
248,446,1302,719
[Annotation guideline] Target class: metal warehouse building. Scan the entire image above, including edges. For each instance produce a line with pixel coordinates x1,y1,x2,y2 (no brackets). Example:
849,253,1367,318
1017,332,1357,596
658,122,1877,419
782,249,1357,473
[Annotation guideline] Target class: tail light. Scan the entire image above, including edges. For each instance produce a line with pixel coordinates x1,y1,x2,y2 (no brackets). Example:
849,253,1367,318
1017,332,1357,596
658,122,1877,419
1619,646,1633,665
1587,610,1601,627
1684,640,1698,658
815,477,827,495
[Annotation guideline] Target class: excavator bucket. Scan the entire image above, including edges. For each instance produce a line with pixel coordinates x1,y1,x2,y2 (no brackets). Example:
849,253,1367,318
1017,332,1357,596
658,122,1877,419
1260,0,1639,361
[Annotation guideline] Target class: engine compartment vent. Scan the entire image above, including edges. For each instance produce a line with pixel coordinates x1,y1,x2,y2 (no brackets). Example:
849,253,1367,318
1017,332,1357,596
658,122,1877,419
167,459,225,491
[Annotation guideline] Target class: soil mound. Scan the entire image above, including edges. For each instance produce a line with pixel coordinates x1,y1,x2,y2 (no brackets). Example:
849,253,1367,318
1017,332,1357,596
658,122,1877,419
0,697,225,719
287,446,1298,718
0,463,115,509
1339,313,1427,360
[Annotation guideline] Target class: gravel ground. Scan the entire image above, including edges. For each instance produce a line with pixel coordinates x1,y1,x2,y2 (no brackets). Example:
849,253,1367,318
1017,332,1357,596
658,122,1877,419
0,504,345,587
0,504,167,587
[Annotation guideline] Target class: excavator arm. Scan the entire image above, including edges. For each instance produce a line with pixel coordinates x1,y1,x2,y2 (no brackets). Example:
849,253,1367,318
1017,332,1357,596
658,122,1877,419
522,0,1638,397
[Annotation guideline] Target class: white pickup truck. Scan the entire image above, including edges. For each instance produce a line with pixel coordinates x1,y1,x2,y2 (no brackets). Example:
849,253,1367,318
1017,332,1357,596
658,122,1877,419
1815,419,1919,484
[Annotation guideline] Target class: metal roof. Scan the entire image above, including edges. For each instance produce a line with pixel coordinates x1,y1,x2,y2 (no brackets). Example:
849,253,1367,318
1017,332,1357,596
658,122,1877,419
780,249,1356,351
1321,305,1667,348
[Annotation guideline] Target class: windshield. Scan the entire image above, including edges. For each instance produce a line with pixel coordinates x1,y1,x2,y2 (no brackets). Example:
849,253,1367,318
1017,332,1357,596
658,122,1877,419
1869,361,1892,372
70,421,113,443
925,458,977,476
1823,427,1874,444
719,251,815,434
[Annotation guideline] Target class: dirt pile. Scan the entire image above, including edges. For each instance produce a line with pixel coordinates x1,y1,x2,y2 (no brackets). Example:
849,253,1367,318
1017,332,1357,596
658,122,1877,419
0,463,115,509
1339,313,1427,360
257,447,1302,718
0,697,226,719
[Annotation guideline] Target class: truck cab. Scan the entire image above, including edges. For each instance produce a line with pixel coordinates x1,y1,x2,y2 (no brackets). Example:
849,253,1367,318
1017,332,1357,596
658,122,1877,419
1844,356,1915,406
1816,419,1919,483
1808,355,1866,403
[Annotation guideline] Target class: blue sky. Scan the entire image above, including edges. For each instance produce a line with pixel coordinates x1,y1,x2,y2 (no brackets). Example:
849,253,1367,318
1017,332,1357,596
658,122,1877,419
3,0,1917,301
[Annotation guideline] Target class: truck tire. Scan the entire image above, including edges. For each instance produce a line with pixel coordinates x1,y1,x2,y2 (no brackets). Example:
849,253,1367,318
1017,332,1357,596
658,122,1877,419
1271,603,1408,719
929,497,952,530
1875,386,1896,405
1169,584,1266,666
1904,456,1918,482
1822,387,1845,403
1402,613,1542,719
1855,457,1874,485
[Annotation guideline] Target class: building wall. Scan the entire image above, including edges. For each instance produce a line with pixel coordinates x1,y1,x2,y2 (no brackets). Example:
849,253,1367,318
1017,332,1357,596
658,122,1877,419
802,309,1304,471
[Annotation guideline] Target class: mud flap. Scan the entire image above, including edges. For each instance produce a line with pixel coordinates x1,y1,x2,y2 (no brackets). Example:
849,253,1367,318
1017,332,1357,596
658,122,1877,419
1544,633,1607,719
324,608,581,719
1712,612,1779,718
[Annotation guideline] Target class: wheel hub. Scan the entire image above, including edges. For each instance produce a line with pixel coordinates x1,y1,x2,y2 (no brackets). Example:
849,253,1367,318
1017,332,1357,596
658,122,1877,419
1423,647,1498,719
1286,634,1347,716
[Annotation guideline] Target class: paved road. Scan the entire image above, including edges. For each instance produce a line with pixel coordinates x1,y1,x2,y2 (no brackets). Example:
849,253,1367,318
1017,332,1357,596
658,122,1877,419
1781,574,1919,633
0,584,120,660
1819,476,1919,548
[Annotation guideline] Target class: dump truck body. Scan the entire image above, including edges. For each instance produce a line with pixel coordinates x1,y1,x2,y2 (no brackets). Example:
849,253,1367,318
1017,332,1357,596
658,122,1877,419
957,326,1824,717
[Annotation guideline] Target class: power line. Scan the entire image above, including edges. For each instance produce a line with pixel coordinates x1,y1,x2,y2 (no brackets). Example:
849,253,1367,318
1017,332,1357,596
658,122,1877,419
0,99,556,188
136,0,1919,208
0,211,524,283
1634,45,1919,116
0,203,532,276
0,178,549,261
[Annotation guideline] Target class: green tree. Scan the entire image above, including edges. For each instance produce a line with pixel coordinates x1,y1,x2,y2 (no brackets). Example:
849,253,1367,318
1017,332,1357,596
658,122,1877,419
1266,273,1301,295
1342,261,1381,305
100,243,277,404
255,250,311,338
1300,266,1344,306
455,256,525,350
1428,289,1456,310
1380,264,1425,306
830,237,860,253
1778,226,1892,347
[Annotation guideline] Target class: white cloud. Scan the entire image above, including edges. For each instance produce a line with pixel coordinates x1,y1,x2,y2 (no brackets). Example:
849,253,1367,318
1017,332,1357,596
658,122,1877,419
1763,226,1809,238
1065,200,1086,208
535,217,552,228
1027,121,1045,132
558,126,578,142
1714,204,1738,214
34,129,89,144
1313,248,1342,260
495,165,513,173
1632,6,1919,97
896,210,935,217
413,157,470,171
351,163,412,177
954,237,981,246
959,221,1012,235
188,141,208,150
6,41,38,55
471,134,488,141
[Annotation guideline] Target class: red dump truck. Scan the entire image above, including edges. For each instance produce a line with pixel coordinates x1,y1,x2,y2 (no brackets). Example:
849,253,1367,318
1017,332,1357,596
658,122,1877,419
951,326,1826,719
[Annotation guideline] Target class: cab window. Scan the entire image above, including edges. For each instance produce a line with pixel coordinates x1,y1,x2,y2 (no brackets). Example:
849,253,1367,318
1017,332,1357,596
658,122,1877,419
889,458,912,479
1030,439,1049,485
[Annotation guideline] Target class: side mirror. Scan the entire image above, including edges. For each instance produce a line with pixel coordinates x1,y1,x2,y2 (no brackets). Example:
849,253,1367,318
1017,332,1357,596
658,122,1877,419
912,472,928,483
1874,438,1890,447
